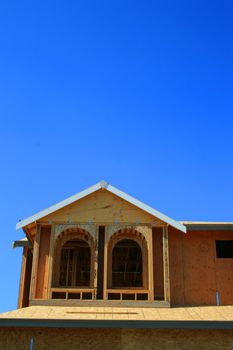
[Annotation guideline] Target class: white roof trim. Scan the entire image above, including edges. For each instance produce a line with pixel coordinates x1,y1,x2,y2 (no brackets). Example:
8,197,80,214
16,180,186,233
180,221,233,225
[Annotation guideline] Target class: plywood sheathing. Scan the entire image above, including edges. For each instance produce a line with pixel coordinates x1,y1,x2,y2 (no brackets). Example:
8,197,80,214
40,190,163,226
1,328,233,350
169,228,233,306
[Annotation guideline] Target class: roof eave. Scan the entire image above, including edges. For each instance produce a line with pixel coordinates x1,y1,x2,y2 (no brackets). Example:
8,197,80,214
0,318,232,329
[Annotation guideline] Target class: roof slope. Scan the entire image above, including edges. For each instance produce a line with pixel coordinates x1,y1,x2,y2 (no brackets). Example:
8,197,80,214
16,181,186,233
0,305,233,329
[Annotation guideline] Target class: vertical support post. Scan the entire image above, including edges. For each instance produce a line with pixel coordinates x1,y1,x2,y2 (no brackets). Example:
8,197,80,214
163,225,170,303
93,226,99,299
29,223,41,301
148,227,154,301
96,226,105,299
47,224,55,299
103,229,109,300
17,246,28,309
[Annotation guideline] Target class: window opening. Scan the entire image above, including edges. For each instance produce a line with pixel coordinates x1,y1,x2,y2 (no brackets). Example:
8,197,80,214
59,240,91,287
216,240,233,258
112,239,143,287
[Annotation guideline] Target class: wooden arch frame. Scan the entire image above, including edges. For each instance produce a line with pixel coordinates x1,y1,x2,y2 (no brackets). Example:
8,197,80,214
52,228,95,288
107,228,148,290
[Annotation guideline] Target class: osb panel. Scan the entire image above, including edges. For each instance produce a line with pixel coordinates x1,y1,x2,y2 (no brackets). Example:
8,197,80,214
0,328,121,350
0,328,233,350
184,231,217,305
40,189,159,224
169,228,185,305
35,227,51,299
216,260,233,305
214,231,233,305
121,329,233,350
169,229,233,306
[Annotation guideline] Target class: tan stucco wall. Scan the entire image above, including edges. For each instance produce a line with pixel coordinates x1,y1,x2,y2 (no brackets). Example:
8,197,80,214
0,327,233,350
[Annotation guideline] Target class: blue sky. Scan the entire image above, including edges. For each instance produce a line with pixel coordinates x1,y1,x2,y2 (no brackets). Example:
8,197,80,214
0,0,233,312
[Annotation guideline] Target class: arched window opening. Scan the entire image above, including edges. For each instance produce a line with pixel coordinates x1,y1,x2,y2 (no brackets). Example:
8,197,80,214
59,240,90,287
112,239,143,288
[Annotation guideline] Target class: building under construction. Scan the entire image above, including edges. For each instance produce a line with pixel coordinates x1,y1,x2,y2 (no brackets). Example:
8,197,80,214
0,181,233,349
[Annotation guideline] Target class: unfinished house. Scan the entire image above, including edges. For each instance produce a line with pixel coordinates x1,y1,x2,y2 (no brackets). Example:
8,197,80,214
0,181,233,350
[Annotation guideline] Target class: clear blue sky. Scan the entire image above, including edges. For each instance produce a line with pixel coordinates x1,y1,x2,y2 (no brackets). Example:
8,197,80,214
0,0,233,312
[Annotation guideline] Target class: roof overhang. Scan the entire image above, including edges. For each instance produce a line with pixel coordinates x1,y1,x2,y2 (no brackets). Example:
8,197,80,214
181,222,233,231
0,318,233,329
16,181,187,233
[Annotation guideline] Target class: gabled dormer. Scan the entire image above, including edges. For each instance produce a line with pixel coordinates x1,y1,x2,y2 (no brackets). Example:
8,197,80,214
15,181,186,308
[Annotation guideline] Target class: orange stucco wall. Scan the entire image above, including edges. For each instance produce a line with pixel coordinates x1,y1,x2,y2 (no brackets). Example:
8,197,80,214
169,228,233,306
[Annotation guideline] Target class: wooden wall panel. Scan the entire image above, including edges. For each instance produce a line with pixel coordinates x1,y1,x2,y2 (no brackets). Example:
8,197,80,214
169,229,233,306
40,189,158,225
153,227,164,299
214,231,233,305
182,231,216,305
35,227,51,299
169,228,185,306
1,328,233,350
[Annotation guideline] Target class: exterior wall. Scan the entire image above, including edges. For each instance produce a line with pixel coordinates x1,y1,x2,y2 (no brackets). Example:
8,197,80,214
27,223,233,305
0,327,233,350
169,228,233,306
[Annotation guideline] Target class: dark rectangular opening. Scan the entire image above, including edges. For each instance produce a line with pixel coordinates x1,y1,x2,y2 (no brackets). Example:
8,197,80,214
67,293,80,299
82,292,92,300
216,240,233,258
122,293,135,300
97,226,105,299
108,293,121,300
136,293,148,301
52,292,66,299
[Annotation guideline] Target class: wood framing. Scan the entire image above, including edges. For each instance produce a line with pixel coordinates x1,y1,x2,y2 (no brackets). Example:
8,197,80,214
147,227,154,301
103,230,109,300
29,223,41,301
18,247,28,308
163,226,170,303
15,181,186,306
47,224,56,299
17,246,32,308
12,181,233,311
93,227,99,297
